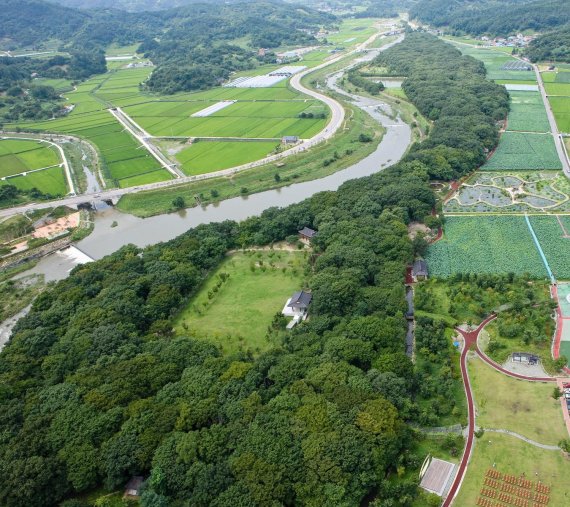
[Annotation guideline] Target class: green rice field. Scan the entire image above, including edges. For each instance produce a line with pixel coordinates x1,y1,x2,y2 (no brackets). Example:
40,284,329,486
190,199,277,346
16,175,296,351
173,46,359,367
548,96,570,133
506,91,550,132
426,216,547,278
544,82,570,96
0,165,67,195
174,141,280,175
0,139,60,177
482,132,562,171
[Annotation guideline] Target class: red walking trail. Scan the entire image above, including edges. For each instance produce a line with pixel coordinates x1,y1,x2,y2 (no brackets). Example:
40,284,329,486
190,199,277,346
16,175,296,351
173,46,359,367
442,314,555,507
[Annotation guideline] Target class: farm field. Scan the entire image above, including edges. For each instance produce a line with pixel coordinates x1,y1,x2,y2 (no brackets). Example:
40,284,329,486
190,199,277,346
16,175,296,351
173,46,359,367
468,357,566,445
544,82,570,96
506,91,550,132
425,216,547,278
482,132,562,171
172,141,280,175
0,139,60,177
454,433,569,506
548,96,570,133
444,172,570,213
529,215,570,280
174,251,306,355
126,99,327,138
451,44,537,82
0,165,68,196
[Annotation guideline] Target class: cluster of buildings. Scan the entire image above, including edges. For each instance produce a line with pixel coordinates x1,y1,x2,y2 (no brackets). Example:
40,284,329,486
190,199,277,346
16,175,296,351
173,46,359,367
478,34,536,48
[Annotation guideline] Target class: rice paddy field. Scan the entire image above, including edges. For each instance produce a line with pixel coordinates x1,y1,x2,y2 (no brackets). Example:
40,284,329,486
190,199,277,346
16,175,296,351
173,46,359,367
172,140,280,176
548,96,570,134
506,91,550,132
426,216,548,278
0,165,68,196
481,132,562,171
0,139,60,177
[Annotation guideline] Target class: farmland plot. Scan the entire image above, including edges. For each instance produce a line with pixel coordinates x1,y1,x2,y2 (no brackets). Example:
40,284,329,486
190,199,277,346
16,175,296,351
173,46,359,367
425,216,547,278
548,96,570,133
0,139,60,177
506,91,550,132
529,216,570,280
0,165,67,196
482,132,562,171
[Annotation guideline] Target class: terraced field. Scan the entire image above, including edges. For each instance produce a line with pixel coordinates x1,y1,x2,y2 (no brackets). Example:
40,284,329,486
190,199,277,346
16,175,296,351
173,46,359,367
426,216,547,278
482,132,562,171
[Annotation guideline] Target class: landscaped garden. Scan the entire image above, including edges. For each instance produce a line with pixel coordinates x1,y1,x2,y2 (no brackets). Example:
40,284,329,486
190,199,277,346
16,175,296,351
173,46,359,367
174,250,307,354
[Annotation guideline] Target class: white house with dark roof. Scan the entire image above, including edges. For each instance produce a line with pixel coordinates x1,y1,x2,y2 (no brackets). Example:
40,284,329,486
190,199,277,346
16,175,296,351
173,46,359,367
282,290,312,328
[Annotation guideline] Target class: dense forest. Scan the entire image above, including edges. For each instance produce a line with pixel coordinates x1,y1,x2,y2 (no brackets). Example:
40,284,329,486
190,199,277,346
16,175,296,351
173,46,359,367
0,33,504,506
526,27,570,63
411,0,569,36
373,32,508,180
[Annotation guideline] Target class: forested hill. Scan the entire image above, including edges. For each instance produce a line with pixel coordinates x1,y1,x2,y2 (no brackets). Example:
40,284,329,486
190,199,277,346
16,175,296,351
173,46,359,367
411,0,570,36
0,33,506,506
48,0,229,11
526,27,570,63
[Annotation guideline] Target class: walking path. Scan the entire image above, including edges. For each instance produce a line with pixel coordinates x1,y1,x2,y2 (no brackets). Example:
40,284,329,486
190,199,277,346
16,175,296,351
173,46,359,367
483,429,560,451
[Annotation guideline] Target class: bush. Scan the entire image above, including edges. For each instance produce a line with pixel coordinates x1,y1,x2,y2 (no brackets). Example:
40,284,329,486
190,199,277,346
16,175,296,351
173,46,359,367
172,196,185,209
359,133,373,143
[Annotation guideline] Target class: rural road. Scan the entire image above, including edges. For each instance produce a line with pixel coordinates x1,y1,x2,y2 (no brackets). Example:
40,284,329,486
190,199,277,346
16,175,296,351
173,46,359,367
0,29,402,219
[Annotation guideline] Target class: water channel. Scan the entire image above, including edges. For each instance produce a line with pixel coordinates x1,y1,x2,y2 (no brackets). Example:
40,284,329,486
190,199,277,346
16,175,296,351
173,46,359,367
27,39,413,282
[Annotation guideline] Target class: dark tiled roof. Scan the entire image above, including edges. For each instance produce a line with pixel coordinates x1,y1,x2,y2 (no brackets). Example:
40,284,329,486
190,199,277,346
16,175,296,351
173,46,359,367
287,290,312,309
299,227,316,238
412,259,428,276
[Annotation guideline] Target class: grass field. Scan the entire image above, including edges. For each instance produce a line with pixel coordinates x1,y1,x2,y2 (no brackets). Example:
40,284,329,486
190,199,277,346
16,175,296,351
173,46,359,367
173,140,280,175
0,165,67,195
454,433,569,506
0,139,60,177
426,216,547,278
507,91,551,132
444,171,570,213
469,356,566,444
549,96,570,133
482,132,562,171
174,251,306,354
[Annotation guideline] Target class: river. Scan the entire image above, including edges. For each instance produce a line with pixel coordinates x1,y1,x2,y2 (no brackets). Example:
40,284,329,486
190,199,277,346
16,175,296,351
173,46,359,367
25,42,413,282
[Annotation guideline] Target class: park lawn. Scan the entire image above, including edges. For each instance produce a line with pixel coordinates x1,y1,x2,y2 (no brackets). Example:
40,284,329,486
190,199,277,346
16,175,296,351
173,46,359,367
468,356,566,445
454,433,570,506
0,139,60,177
549,96,570,133
174,251,307,355
175,141,280,175
482,132,562,171
0,165,68,195
544,82,570,96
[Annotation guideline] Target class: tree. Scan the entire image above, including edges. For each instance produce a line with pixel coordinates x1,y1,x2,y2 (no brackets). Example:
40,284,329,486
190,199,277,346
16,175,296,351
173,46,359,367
172,196,185,209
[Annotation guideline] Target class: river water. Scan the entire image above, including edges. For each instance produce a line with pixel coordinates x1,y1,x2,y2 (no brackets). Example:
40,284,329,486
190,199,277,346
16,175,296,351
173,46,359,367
26,41,412,282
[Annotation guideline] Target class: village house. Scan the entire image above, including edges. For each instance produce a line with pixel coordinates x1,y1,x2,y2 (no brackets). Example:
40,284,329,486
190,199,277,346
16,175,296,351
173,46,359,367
412,259,428,282
298,226,316,245
282,290,312,328
282,135,299,144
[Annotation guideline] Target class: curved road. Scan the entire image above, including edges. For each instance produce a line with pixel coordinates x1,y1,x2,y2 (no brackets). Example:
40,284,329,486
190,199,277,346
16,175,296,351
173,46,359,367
0,31,403,219
443,314,556,507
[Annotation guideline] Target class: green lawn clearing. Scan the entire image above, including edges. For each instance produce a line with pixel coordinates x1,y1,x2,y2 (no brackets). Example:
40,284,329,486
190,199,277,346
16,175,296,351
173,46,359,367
174,250,307,355
469,356,566,445
455,433,570,506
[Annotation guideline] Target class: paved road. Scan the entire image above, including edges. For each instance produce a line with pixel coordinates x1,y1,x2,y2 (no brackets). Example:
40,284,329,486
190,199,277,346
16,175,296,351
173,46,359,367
534,65,570,177
0,30,399,219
